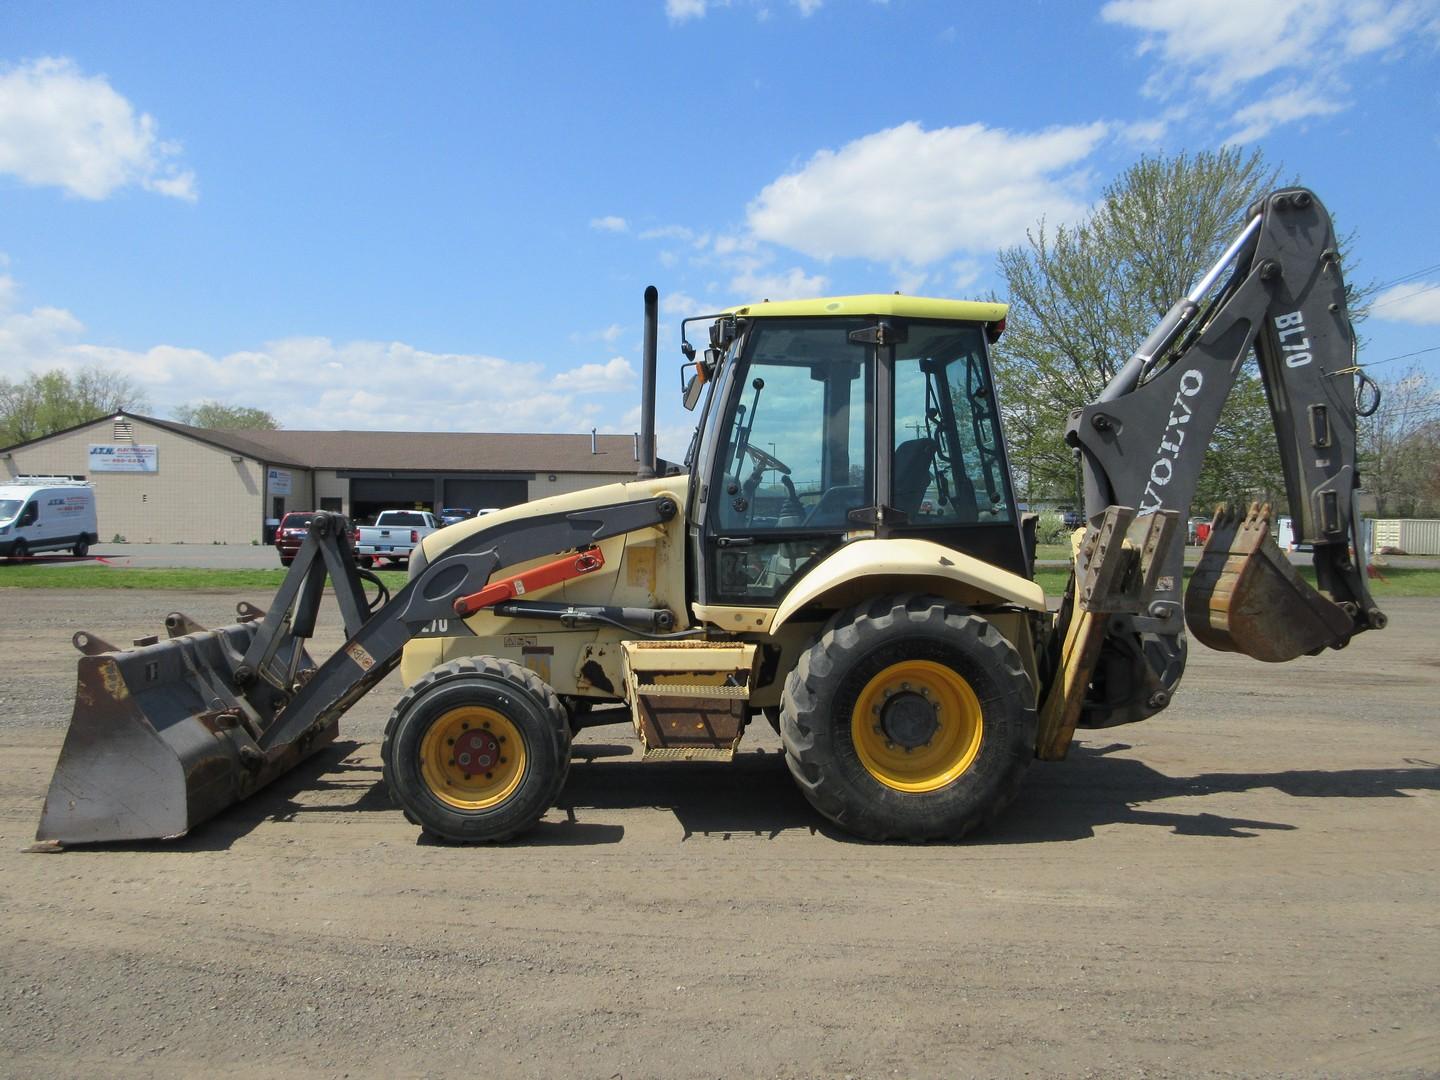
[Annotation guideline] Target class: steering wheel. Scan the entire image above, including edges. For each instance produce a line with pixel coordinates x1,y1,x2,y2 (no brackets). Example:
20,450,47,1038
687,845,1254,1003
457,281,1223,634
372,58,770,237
744,444,791,476
741,445,805,519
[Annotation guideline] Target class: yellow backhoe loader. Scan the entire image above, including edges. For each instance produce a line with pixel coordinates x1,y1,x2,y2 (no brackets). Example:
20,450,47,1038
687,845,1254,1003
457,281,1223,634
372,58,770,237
35,188,1385,846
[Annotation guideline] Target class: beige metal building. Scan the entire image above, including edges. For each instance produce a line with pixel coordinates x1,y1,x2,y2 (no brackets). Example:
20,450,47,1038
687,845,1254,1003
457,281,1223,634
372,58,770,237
0,412,645,544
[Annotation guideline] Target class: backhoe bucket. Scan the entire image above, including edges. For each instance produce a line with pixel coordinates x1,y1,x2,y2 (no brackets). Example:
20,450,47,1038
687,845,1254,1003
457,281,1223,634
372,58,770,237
35,610,331,846
1184,503,1354,663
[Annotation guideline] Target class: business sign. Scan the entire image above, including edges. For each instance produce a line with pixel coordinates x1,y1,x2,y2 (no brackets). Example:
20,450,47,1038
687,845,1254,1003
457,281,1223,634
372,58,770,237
267,467,292,495
89,444,158,473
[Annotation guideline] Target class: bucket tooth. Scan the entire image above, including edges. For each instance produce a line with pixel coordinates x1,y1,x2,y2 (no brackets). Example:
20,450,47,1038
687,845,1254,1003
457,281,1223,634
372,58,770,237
1184,502,1355,663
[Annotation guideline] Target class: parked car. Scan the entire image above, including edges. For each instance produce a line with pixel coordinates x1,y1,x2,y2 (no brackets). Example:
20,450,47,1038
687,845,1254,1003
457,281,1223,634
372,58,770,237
1060,507,1084,529
439,507,475,526
274,511,317,566
0,478,98,560
355,509,439,567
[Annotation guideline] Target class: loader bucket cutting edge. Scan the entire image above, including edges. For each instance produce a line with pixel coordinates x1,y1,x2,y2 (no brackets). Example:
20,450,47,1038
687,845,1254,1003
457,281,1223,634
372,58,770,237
35,618,333,846
1183,502,1355,663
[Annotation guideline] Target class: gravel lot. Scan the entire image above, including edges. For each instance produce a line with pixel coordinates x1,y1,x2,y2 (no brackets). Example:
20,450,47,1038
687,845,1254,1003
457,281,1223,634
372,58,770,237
0,587,1436,1078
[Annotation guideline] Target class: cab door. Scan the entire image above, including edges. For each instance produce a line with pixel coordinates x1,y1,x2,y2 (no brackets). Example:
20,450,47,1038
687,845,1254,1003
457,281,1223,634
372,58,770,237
694,318,874,607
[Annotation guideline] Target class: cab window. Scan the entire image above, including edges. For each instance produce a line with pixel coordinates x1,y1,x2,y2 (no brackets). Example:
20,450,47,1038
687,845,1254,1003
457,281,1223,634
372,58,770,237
893,322,1013,524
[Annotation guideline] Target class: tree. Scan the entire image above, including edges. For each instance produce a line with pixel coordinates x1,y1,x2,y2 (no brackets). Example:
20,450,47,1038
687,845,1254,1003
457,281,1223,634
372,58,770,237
992,148,1285,508
1359,367,1440,517
172,400,280,430
0,366,149,446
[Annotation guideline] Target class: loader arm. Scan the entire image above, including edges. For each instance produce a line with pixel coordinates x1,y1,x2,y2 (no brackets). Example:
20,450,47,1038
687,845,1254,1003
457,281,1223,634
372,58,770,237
1059,187,1384,730
35,495,678,845
253,496,678,752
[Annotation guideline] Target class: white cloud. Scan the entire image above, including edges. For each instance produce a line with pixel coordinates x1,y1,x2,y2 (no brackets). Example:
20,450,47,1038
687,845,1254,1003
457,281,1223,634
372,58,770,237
1223,83,1346,144
1372,281,1440,325
0,291,641,434
0,57,196,200
887,266,929,295
793,0,824,14
746,121,1107,264
728,263,828,301
949,260,983,293
1102,0,1440,136
570,323,626,346
554,355,638,392
666,0,707,22
589,215,628,233
661,290,705,317
640,224,695,241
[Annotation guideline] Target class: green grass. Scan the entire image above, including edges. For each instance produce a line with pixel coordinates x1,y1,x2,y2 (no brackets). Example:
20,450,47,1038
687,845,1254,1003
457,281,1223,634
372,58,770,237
0,565,409,591
4,562,1436,598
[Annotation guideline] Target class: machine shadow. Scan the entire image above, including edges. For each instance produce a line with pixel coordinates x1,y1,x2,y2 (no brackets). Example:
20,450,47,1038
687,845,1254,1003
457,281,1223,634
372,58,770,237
986,744,1440,844
81,741,1440,853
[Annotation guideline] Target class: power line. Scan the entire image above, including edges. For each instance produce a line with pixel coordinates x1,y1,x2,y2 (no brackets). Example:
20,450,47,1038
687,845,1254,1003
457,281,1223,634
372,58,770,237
1372,262,1440,292
1370,280,1440,310
1360,344,1440,368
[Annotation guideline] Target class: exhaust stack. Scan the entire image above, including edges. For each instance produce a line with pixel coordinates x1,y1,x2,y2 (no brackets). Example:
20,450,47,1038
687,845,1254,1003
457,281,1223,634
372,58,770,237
637,285,658,479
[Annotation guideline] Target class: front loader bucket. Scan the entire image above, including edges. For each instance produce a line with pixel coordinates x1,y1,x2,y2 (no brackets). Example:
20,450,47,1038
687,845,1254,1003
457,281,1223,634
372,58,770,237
1184,503,1355,663
35,611,331,846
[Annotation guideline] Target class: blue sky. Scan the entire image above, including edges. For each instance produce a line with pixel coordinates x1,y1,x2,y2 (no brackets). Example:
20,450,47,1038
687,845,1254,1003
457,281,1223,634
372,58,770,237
1,0,1438,459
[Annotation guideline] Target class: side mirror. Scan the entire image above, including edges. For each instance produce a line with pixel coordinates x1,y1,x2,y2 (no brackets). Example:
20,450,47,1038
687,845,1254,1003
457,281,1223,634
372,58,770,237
682,369,706,411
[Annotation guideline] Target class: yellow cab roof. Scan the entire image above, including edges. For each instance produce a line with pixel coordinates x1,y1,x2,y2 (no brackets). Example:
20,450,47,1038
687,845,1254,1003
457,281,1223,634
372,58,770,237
722,293,1008,322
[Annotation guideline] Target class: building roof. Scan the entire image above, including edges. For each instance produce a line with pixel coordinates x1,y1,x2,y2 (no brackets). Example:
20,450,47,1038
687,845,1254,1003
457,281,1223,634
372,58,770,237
212,426,645,473
3,411,647,475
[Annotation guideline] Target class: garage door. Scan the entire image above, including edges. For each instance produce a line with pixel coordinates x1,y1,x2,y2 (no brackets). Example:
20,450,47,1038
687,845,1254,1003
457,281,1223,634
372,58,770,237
350,477,437,523
443,478,527,513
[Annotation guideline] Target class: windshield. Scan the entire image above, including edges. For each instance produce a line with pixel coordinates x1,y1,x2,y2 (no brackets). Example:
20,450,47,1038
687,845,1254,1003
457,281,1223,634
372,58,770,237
282,513,315,528
381,512,428,526
0,499,21,521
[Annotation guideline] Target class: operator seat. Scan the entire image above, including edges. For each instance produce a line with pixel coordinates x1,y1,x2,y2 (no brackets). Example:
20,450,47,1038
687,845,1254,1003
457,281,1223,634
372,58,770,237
892,438,937,516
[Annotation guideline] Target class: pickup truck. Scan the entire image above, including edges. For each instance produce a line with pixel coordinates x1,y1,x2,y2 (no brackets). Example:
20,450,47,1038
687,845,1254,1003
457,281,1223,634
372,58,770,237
355,509,438,566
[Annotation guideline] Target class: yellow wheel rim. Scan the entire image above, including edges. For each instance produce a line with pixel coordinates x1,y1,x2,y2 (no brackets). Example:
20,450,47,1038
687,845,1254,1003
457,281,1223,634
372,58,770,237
850,659,983,793
419,705,527,810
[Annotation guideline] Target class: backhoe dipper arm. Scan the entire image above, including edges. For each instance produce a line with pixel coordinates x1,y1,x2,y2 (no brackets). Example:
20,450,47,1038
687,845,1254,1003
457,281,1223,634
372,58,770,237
1062,188,1383,728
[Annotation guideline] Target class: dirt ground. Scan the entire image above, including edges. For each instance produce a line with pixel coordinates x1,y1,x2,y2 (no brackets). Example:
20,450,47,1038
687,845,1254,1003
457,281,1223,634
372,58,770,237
0,588,1436,1079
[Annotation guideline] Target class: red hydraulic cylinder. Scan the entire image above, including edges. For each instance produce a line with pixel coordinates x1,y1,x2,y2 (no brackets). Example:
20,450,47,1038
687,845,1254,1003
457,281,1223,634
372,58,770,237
452,548,606,618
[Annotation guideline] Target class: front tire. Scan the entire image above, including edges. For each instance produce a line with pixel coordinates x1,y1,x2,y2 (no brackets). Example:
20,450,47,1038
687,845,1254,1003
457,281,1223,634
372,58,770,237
382,657,570,842
780,595,1036,841
11,539,28,560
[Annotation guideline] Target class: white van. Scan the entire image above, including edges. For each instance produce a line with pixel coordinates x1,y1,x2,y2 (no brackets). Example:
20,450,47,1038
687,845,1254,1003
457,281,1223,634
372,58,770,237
0,478,99,559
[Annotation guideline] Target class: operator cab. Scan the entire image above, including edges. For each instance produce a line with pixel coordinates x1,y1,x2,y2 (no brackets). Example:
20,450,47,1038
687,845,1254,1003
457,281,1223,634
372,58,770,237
682,295,1022,607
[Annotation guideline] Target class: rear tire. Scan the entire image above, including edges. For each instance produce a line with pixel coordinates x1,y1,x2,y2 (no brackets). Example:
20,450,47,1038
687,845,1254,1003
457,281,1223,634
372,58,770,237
359,555,375,569
382,657,570,842
72,538,89,558
780,594,1036,841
